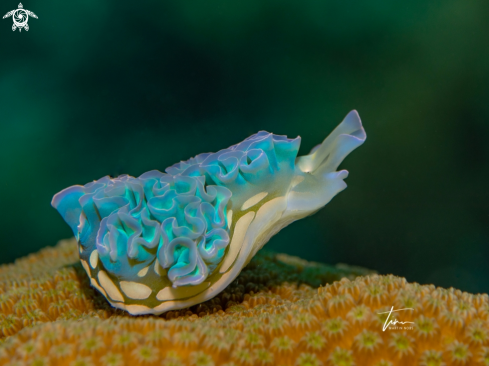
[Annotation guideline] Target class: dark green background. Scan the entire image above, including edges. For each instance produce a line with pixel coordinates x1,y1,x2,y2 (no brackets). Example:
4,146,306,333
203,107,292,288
1,0,488,293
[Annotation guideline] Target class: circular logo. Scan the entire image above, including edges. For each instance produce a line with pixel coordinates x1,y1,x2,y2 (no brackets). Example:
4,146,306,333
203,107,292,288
12,9,27,28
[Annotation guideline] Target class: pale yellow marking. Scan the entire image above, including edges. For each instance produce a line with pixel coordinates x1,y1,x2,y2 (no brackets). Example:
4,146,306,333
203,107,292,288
120,281,152,300
125,304,151,316
137,266,149,277
79,246,83,254
106,301,150,316
80,260,90,276
89,250,98,269
154,258,164,276
247,196,287,260
241,192,268,211
219,211,255,274
156,281,211,301
152,266,239,314
90,277,107,298
227,210,233,230
98,270,124,302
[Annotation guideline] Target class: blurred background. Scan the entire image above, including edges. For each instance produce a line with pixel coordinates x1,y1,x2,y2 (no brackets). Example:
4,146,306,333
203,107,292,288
0,0,488,293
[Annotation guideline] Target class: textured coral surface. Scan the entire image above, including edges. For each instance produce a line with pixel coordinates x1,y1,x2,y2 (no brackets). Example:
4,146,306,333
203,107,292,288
1,239,489,366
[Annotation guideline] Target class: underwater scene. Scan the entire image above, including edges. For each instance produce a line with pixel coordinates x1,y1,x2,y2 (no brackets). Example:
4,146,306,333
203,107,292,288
1,1,489,365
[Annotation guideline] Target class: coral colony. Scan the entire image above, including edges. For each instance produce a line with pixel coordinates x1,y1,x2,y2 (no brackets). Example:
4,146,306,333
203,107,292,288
1,241,487,366
51,111,366,315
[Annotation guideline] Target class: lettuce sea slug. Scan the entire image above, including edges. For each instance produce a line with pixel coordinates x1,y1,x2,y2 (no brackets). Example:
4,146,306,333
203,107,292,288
51,111,366,315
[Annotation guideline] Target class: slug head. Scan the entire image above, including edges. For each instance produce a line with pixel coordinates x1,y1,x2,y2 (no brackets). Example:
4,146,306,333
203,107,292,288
285,110,366,218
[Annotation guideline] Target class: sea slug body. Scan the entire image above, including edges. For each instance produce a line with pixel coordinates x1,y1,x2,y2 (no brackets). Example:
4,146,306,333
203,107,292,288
52,111,366,315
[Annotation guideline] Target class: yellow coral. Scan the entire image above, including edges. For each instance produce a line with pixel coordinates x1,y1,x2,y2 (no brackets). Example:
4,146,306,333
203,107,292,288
0,239,489,366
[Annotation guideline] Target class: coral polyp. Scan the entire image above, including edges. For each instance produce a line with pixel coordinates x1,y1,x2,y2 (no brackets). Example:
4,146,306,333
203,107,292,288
52,111,366,315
